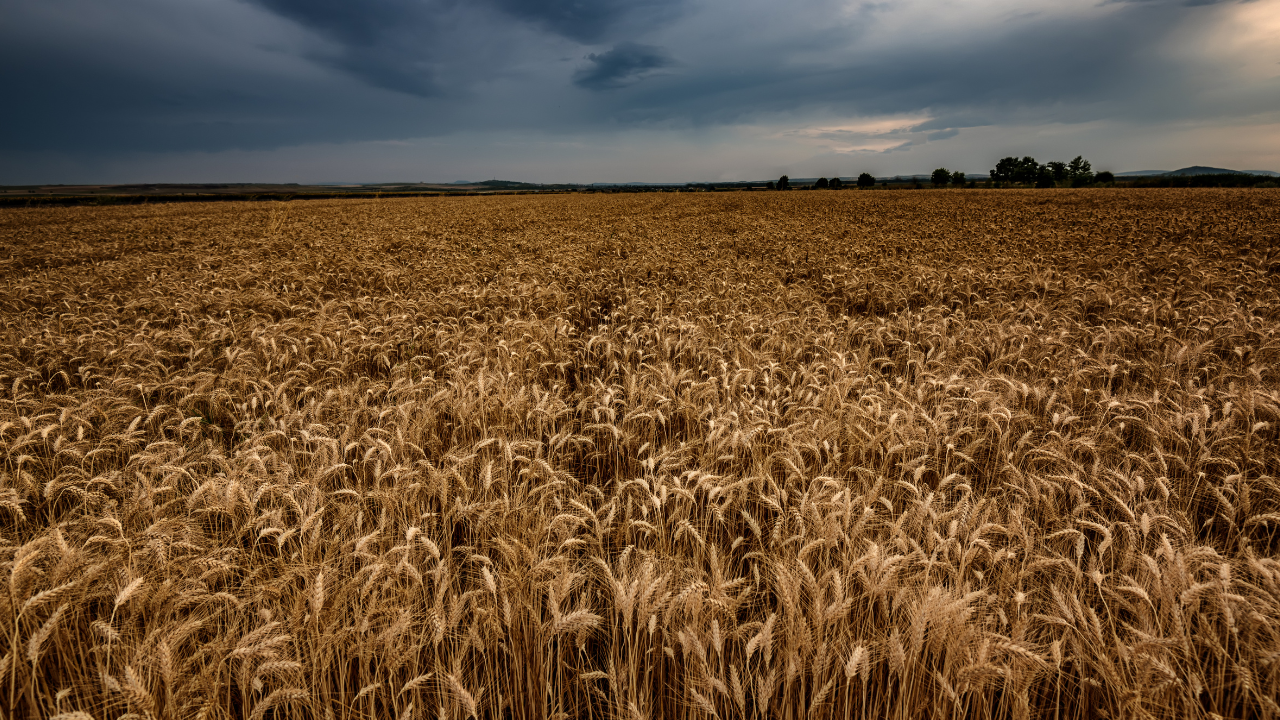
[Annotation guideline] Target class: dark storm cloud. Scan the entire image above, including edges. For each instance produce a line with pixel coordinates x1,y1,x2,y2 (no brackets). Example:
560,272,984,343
253,0,686,46
489,0,687,43
589,2,1196,129
247,0,445,96
1,0,1273,179
573,43,675,90
0,0,447,154
241,0,687,95
252,0,427,45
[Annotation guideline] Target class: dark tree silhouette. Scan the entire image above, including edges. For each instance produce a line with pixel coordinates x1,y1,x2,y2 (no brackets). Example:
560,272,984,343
991,156,1042,185
857,173,876,188
1095,171,1114,184
931,168,951,187
991,155,1103,187
815,177,830,189
951,170,966,187
829,177,843,189
766,181,776,190
777,175,790,190
1013,157,1041,185
990,157,1016,184
1068,156,1094,186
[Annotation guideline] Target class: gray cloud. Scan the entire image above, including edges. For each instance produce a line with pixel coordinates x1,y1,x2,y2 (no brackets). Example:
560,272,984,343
241,0,688,95
2,0,1276,181
489,0,686,43
574,43,675,90
252,0,430,45
598,5,1186,127
0,8,433,155
245,0,450,96
910,114,995,132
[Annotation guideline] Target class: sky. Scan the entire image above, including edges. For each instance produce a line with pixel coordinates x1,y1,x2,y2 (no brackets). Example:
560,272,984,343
3,0,1280,184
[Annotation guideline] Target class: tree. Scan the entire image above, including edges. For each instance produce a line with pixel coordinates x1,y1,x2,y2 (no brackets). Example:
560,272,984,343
1035,166,1055,188
766,181,775,190
1046,161,1068,183
1013,157,1041,185
951,170,966,187
829,177,843,189
991,156,1042,185
777,175,790,190
1067,156,1094,186
815,177,830,189
1094,171,1114,184
991,157,1020,184
857,172,876,188
931,168,951,187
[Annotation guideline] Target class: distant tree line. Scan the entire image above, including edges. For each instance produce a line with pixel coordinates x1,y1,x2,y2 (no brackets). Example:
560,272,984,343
987,156,1114,187
1126,173,1277,189
760,165,1109,190
755,162,1276,191
768,173,921,190
610,169,1273,193
929,169,969,187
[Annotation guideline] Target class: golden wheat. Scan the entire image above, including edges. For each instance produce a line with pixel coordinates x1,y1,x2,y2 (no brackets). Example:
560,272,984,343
0,189,1278,719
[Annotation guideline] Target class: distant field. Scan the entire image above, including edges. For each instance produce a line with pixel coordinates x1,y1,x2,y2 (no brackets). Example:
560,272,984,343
0,182,559,207
1,190,1279,720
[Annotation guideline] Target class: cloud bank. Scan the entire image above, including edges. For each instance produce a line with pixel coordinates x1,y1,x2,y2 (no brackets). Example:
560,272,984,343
574,43,676,90
2,0,1277,182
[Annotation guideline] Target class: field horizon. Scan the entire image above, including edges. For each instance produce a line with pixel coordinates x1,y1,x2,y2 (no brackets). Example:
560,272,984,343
2,189,1279,719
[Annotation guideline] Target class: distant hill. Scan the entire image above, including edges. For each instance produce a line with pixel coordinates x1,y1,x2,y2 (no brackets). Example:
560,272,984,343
1117,167,1278,178
1165,166,1248,176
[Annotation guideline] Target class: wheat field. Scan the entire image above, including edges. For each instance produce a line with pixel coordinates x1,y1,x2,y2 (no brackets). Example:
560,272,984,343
1,189,1278,720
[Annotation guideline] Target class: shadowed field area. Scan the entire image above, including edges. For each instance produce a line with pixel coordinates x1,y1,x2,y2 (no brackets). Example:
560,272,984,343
1,189,1279,720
